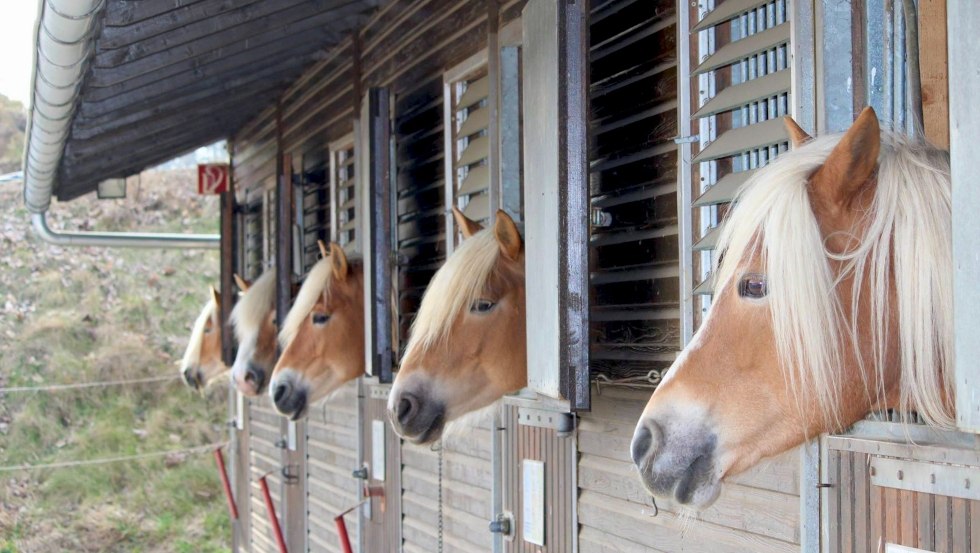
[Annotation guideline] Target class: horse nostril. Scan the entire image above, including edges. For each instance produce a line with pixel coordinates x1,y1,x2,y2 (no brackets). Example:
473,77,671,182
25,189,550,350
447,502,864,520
631,419,663,467
397,394,418,426
273,383,289,404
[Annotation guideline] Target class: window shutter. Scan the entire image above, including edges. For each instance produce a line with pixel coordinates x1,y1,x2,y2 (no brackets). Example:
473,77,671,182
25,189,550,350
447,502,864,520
330,140,358,255
297,159,329,276
447,69,492,232
687,0,794,304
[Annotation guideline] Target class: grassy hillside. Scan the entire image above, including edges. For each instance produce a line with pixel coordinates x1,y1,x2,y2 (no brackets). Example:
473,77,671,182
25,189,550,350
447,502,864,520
0,172,231,552
0,95,25,173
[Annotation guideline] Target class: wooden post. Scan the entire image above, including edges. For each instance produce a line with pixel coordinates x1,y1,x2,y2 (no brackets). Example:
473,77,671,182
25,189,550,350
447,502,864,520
919,0,949,148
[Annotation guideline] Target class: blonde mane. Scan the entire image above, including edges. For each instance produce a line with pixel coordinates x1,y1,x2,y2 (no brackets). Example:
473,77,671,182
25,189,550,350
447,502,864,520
404,229,502,355
181,295,216,369
229,270,276,342
714,131,953,428
279,258,334,347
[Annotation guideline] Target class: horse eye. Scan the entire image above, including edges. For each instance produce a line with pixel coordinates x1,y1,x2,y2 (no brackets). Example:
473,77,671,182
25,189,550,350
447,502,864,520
738,273,768,299
470,299,496,313
311,312,331,325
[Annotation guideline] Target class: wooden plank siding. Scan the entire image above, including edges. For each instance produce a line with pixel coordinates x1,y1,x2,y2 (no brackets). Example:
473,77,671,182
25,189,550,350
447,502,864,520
249,398,288,553
825,440,980,553
578,389,801,553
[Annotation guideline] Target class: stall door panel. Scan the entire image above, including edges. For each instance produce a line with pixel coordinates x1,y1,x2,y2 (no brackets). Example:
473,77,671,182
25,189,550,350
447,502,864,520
360,387,401,553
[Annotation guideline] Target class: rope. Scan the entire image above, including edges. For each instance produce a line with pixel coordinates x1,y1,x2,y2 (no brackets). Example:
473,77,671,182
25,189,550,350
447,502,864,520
0,375,178,393
0,442,226,473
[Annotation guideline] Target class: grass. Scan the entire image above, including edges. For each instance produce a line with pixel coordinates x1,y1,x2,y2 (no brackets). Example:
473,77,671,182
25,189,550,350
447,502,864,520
0,170,230,552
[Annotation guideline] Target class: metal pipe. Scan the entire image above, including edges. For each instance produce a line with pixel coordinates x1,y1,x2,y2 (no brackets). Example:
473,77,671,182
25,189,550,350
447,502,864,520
334,515,354,553
258,475,289,553
25,1,221,251
213,447,240,520
31,213,219,249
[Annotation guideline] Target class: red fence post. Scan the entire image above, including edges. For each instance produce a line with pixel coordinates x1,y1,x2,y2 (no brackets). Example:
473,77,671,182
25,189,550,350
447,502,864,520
213,447,239,520
258,475,288,553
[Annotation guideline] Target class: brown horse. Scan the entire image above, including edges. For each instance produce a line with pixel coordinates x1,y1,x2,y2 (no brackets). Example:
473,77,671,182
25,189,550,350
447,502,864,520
388,208,526,444
269,241,365,420
631,108,954,509
180,285,227,390
229,270,278,396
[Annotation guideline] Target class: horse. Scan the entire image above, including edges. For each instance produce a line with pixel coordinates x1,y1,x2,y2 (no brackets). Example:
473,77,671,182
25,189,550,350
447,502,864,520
180,285,227,390
388,208,526,444
631,107,954,509
269,241,365,420
229,270,278,396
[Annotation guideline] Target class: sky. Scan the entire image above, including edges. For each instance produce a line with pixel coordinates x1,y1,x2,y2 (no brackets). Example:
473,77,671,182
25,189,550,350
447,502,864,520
0,2,39,105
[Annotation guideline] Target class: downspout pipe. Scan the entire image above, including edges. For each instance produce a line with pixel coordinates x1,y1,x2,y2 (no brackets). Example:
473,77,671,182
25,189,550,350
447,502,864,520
32,213,219,249
23,0,219,250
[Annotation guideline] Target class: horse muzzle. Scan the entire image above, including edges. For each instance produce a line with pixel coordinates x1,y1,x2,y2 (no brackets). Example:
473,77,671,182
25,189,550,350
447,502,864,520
630,413,722,509
387,384,446,445
182,367,203,390
270,370,308,420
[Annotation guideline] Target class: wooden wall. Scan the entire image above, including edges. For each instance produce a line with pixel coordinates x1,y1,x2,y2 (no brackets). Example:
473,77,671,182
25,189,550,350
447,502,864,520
578,389,802,553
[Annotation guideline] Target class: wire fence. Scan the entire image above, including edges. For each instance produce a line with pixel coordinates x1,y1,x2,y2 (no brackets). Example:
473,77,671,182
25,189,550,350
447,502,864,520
0,442,227,473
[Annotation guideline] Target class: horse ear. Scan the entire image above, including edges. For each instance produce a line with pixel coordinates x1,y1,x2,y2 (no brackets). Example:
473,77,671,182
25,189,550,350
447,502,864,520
328,242,349,281
210,285,221,309
452,206,483,239
783,116,812,149
494,210,522,261
810,106,880,214
233,274,250,292
317,239,330,259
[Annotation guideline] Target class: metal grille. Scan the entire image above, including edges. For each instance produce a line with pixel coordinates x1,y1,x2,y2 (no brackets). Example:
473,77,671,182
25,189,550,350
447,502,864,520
394,78,447,355
689,0,793,309
298,160,330,275
588,0,681,382
447,67,492,231
332,143,357,254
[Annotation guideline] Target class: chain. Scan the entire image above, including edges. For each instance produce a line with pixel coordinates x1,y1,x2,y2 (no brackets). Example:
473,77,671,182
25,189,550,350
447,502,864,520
437,439,444,553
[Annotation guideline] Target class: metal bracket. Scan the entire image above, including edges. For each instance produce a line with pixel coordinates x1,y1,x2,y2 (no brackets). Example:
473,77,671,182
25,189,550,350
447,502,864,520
672,134,700,144
517,407,575,435
870,456,980,501
368,384,391,400
281,465,300,484
351,466,369,480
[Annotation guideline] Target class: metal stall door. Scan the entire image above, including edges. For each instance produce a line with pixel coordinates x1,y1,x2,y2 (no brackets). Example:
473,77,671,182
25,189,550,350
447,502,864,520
358,87,403,553
823,423,980,553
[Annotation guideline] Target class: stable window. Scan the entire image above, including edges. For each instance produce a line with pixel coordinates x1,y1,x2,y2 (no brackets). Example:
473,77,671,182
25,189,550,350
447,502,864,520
241,195,264,281
296,153,330,276
683,0,795,330
329,135,358,255
444,52,492,249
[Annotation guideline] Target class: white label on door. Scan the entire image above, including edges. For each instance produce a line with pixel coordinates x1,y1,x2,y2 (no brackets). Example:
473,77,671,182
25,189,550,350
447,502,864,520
885,545,934,553
236,392,244,430
372,420,386,482
522,459,545,545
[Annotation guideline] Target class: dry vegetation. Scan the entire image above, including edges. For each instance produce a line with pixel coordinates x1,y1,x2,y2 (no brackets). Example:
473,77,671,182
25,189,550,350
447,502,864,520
0,171,230,552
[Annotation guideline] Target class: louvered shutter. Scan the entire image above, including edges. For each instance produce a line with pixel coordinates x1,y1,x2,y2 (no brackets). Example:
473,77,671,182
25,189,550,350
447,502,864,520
330,140,358,254
446,65,492,241
297,159,330,275
394,79,447,356
242,196,264,281
588,0,681,381
687,0,794,301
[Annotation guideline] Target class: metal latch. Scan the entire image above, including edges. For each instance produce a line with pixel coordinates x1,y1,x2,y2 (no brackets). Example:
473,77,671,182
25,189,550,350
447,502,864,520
488,513,512,536
673,134,700,144
351,466,369,480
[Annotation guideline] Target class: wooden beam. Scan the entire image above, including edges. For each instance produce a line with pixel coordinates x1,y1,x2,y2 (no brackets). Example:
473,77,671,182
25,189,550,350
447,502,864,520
101,0,267,47
919,0,949,148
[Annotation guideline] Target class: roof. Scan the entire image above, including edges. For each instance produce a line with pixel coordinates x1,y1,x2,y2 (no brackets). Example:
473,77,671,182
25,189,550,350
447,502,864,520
38,0,382,203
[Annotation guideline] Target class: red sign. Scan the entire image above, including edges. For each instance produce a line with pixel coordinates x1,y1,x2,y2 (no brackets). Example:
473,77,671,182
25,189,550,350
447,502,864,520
197,163,229,195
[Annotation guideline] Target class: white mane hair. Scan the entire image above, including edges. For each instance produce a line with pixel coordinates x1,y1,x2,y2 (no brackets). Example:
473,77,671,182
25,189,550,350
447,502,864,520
181,295,216,369
279,258,333,348
713,130,953,428
404,228,502,356
229,270,276,342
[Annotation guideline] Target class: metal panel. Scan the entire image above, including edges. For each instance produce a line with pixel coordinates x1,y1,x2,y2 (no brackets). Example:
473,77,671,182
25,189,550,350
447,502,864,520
692,117,791,163
693,70,792,119
693,22,791,75
693,169,758,207
362,88,394,383
358,385,402,553
522,0,590,408
693,0,775,31
948,1,980,434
